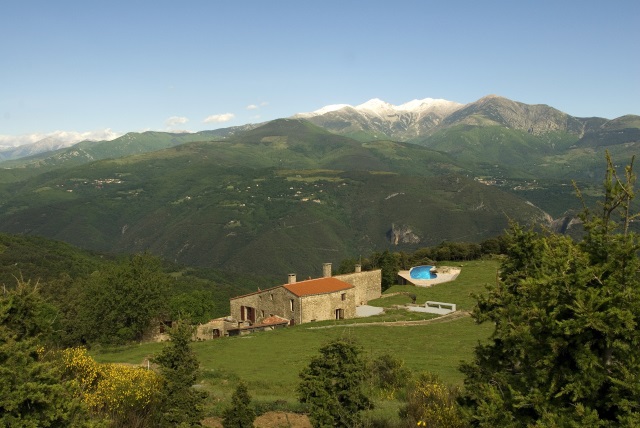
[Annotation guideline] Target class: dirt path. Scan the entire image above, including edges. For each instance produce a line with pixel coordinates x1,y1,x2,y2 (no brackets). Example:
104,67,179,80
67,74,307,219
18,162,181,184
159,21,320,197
203,412,312,428
306,310,470,329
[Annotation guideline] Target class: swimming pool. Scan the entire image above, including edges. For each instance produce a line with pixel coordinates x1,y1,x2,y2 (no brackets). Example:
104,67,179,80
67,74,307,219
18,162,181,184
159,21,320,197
409,265,437,280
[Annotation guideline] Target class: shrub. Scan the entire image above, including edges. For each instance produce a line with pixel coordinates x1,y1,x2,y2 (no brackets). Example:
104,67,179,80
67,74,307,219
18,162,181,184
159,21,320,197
61,347,161,427
399,372,464,428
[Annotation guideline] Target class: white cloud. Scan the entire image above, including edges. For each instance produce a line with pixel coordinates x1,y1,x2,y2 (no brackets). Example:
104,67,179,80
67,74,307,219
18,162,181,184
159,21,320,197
0,129,121,148
165,116,189,127
246,102,269,110
203,113,235,124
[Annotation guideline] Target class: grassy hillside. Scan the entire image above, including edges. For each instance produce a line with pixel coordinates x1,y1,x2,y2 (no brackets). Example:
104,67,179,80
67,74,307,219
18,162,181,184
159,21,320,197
417,125,580,178
94,259,498,417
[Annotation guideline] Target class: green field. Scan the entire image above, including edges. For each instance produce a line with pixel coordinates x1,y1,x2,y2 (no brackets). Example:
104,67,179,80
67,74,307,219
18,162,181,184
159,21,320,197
93,260,498,418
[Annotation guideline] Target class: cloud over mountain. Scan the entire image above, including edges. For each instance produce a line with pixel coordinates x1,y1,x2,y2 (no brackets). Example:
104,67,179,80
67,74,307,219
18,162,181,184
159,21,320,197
165,116,189,127
204,113,235,123
0,129,121,149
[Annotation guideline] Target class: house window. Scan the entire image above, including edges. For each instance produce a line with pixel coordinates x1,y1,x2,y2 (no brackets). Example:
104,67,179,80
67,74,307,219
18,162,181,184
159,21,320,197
290,299,294,311
270,293,273,300
335,308,344,320
241,306,256,323
341,293,346,301
261,310,265,318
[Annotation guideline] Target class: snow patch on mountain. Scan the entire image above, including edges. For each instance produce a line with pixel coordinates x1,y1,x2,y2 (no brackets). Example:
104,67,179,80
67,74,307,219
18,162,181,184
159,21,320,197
298,103,351,117
297,97,463,118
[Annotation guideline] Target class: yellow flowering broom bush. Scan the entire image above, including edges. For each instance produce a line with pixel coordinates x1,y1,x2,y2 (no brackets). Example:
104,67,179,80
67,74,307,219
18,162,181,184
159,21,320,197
61,347,161,426
399,372,464,428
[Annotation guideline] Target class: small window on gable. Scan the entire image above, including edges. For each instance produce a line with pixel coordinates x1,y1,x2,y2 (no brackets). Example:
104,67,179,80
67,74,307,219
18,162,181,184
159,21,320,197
270,293,274,301
290,299,294,311
341,293,346,301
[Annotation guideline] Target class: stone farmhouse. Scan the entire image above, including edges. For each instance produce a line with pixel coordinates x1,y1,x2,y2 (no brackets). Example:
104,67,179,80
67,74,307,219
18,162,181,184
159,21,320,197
228,263,381,331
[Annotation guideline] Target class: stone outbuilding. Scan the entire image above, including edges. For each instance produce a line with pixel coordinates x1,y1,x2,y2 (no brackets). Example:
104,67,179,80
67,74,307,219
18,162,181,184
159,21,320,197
195,317,237,340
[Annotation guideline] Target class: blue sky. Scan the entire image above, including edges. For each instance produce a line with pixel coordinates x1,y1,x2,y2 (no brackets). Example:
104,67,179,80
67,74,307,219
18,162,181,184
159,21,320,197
1,0,639,145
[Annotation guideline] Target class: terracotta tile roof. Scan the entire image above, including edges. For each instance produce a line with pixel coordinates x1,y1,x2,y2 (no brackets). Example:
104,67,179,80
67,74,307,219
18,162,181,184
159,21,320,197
259,315,290,326
284,277,353,297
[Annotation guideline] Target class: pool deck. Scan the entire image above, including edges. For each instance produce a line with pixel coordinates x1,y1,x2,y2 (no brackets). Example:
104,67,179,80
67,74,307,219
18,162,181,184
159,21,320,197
398,266,461,287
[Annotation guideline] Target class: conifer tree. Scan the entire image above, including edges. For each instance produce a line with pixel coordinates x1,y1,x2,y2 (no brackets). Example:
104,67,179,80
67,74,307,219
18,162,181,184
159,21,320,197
222,381,256,428
298,338,372,427
0,280,90,426
153,319,207,427
459,154,640,426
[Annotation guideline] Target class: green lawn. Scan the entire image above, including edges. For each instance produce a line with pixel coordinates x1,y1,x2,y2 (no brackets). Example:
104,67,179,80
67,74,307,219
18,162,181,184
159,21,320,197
371,258,500,310
93,259,499,417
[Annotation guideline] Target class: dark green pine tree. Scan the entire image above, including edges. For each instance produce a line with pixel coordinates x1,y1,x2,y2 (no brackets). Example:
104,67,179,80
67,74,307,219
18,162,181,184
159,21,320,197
298,338,372,427
459,154,640,427
0,280,91,427
222,381,256,428
153,319,208,427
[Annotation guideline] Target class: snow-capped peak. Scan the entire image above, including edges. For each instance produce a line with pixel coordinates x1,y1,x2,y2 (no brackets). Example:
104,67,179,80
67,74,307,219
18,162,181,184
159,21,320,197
355,98,394,112
397,98,461,111
313,104,351,115
295,103,351,118
296,97,462,118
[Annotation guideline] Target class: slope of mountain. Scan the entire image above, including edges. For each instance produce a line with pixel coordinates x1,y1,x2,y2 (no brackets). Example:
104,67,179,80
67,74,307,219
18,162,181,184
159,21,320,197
295,97,463,141
439,95,596,135
300,95,639,184
0,123,259,173
0,119,546,277
1,96,637,276
0,135,79,161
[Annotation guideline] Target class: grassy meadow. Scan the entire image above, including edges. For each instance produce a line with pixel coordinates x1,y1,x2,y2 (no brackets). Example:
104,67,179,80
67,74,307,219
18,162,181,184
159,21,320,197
93,259,499,417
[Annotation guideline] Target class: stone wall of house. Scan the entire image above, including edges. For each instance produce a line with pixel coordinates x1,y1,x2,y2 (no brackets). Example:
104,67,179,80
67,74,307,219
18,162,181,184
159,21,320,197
230,286,298,326
299,288,356,323
335,269,382,305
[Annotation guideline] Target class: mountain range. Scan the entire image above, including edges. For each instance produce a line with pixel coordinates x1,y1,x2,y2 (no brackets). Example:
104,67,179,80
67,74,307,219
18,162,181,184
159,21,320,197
0,95,637,277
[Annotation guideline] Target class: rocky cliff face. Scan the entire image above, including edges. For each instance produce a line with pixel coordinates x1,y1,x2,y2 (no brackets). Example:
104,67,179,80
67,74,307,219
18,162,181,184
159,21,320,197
387,223,421,245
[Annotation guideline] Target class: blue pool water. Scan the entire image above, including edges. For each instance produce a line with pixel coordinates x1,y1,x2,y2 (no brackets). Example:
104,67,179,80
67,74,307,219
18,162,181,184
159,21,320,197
409,265,437,280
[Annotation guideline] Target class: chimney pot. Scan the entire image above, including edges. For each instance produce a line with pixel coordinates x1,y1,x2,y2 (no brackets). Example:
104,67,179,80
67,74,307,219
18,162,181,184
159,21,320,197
288,273,296,284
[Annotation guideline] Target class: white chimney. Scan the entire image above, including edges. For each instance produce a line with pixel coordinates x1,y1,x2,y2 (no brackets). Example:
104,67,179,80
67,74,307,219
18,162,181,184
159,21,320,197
355,264,362,273
288,273,296,284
